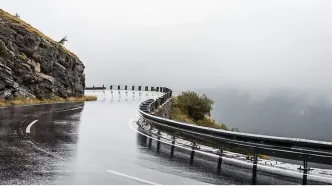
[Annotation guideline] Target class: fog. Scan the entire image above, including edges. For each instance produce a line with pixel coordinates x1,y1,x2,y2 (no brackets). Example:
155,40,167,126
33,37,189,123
1,0,331,95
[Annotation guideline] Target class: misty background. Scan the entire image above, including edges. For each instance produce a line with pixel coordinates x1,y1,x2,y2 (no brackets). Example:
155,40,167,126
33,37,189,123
2,0,331,141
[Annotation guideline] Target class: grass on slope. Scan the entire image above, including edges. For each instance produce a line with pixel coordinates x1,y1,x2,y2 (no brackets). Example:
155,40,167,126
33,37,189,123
0,9,78,59
170,96,271,160
0,95,97,107
170,97,228,130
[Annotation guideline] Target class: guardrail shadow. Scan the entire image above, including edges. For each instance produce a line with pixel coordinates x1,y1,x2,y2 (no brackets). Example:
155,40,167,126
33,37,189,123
135,130,316,185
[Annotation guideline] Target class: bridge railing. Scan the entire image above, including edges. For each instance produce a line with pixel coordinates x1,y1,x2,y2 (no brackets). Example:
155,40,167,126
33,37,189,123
137,87,332,185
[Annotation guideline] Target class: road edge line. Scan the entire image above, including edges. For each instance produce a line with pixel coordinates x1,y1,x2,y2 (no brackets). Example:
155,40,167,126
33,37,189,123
106,169,160,185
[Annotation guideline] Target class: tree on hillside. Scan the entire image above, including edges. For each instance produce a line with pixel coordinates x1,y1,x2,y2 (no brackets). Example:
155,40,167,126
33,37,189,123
58,36,68,45
176,91,214,121
15,13,20,18
231,128,240,132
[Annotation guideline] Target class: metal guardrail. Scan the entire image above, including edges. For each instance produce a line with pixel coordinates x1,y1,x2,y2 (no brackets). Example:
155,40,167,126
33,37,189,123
85,85,106,90
85,84,169,92
137,87,332,185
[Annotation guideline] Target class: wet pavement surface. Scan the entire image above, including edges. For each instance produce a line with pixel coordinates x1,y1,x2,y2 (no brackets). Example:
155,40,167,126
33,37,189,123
0,90,327,184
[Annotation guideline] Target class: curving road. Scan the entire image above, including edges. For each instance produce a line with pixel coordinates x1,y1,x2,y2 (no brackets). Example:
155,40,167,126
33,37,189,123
0,90,327,184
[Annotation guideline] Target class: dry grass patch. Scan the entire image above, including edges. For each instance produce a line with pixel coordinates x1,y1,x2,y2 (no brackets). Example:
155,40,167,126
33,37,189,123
67,96,97,102
0,96,97,107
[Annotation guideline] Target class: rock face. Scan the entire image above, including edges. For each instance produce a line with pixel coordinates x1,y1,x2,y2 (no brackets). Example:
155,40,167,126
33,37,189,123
0,9,85,99
153,99,172,119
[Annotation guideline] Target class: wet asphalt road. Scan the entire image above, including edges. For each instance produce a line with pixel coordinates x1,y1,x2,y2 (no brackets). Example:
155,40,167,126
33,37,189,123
0,90,327,184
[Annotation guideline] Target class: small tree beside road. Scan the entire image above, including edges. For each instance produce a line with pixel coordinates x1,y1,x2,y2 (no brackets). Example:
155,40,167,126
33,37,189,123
175,91,214,121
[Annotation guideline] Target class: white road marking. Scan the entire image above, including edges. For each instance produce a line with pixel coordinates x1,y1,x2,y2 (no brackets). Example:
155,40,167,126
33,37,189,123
26,120,38,134
106,170,160,185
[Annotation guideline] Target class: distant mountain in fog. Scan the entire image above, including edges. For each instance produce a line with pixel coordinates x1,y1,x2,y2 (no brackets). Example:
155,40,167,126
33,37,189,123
194,88,332,142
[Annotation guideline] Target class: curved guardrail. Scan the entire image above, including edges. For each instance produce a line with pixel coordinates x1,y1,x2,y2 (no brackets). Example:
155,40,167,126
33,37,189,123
137,87,332,185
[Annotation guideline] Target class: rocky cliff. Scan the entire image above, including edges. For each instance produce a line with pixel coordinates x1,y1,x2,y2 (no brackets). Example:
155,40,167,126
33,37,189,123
153,99,172,119
0,9,85,99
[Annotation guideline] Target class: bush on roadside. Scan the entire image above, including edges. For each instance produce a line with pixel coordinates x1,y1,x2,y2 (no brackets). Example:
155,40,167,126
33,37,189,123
171,91,228,130
175,91,214,121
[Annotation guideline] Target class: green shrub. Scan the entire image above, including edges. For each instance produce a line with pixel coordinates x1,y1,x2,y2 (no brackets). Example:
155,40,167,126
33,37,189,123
176,91,214,121
171,106,195,124
171,91,228,131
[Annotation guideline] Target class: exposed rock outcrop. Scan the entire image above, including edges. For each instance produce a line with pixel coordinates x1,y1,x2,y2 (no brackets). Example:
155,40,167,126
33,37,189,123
153,99,172,119
0,9,85,99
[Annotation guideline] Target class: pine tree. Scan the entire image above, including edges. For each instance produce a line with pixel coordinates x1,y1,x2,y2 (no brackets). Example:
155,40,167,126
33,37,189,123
58,36,68,45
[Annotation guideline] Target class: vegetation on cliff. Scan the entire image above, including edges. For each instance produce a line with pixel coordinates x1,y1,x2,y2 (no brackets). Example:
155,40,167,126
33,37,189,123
0,9,77,58
171,91,228,130
170,91,271,159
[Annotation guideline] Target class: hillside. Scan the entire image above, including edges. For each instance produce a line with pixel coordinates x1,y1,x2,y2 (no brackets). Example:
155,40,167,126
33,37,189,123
0,9,85,99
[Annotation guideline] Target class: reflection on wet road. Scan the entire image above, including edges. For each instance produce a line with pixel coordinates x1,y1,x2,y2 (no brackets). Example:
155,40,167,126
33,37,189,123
0,90,325,184
0,91,204,184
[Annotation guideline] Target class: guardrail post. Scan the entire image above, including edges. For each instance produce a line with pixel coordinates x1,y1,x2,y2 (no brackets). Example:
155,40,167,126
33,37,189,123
110,85,113,90
146,129,152,148
132,86,135,91
159,97,162,104
145,86,148,91
302,161,308,185
190,140,196,165
157,131,161,152
252,150,258,185
118,85,120,90
217,146,223,174
148,136,152,147
125,85,127,90
170,135,175,157
154,100,159,109
156,87,159,92
138,86,141,91
151,86,154,91
157,98,161,106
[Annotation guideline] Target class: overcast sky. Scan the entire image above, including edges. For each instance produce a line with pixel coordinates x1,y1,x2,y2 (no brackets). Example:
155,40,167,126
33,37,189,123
1,0,331,94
